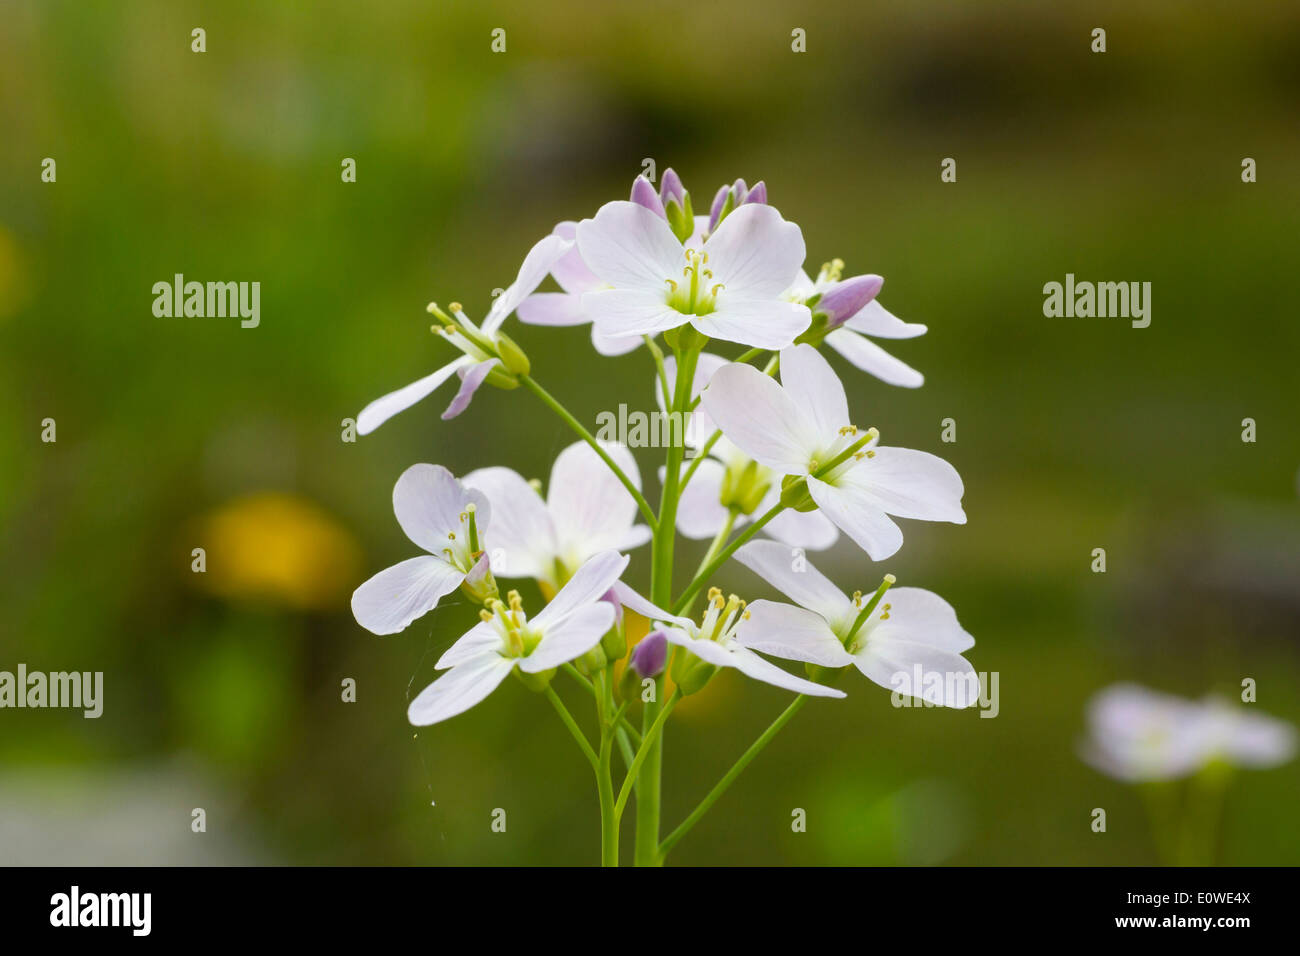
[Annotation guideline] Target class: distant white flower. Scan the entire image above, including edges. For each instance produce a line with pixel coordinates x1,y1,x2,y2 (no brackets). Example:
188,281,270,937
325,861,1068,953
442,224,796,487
702,343,965,561
351,465,491,635
576,200,811,349
734,540,978,708
1083,683,1297,782
356,233,571,433
464,439,650,591
408,551,629,726
613,581,846,698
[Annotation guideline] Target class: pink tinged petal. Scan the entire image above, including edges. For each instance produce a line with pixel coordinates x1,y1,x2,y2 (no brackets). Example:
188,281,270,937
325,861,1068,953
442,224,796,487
441,358,499,420
548,441,645,560
763,505,839,551
517,292,588,327
549,221,603,294
778,344,851,436
725,645,846,698
693,298,811,350
533,550,631,629
591,325,643,356
733,539,855,626
436,619,507,669
577,201,685,291
521,602,617,673
583,288,686,339
630,174,667,218
393,463,489,553
806,476,904,562
854,640,979,708
672,459,730,539
356,356,474,435
701,362,817,474
612,582,694,629
407,652,516,726
738,600,855,667
843,299,928,339
843,446,966,524
818,274,883,328
824,329,924,388
351,556,465,636
462,466,558,580
703,204,807,298
869,587,974,653
483,233,574,334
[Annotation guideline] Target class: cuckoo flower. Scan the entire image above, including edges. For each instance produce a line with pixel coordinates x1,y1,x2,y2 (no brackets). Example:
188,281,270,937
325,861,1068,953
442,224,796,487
356,233,571,433
788,260,928,388
464,439,650,592
351,465,492,635
612,582,846,698
702,344,965,561
407,551,629,726
1082,684,1297,782
733,540,978,708
576,198,810,349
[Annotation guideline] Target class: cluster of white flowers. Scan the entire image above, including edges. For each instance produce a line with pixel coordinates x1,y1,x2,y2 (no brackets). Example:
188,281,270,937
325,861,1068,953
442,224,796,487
349,168,977,863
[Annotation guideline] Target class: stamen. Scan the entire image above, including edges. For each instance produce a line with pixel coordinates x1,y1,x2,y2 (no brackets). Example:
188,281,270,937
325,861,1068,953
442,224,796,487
843,573,897,645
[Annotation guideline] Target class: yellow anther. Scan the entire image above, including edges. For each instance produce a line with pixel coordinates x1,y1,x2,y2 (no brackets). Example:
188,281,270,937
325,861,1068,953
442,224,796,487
711,283,725,296
447,531,456,540
742,610,751,620
665,278,678,293
851,589,863,606
507,590,524,613
707,586,722,601
449,302,463,313
883,574,897,584
479,609,494,623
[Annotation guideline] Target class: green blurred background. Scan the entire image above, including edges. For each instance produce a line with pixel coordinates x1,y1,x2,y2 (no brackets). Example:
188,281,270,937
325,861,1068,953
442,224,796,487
2,0,1297,865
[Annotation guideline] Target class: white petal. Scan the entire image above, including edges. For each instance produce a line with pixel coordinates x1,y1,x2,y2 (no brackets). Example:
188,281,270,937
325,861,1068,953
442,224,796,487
577,200,684,291
854,639,979,708
843,299,927,339
533,550,630,629
351,556,464,636
737,600,855,667
407,652,516,726
521,603,617,673
692,298,810,350
591,325,643,355
725,644,846,698
548,221,602,294
612,582,694,629
763,504,839,550
436,620,507,669
463,466,557,581
701,362,817,474
806,476,904,561
661,352,729,415
548,441,645,565
703,204,806,298
356,357,473,435
825,328,924,388
870,587,974,652
441,358,498,420
778,344,851,436
517,292,588,327
483,233,574,334
393,463,489,554
583,288,685,339
733,539,854,626
671,459,730,539
840,446,966,524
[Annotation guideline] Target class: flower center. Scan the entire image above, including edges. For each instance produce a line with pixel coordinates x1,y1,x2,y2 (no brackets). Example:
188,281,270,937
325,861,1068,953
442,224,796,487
664,248,722,316
428,301,494,360
441,504,483,572
810,425,878,482
842,574,896,653
698,587,748,644
480,590,542,659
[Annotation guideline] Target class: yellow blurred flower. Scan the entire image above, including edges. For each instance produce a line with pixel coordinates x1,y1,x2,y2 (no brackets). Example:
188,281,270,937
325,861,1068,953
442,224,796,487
189,492,361,611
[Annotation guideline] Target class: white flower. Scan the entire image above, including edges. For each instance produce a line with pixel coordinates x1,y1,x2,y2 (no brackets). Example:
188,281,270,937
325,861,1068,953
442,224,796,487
1083,683,1297,782
464,439,650,591
356,233,571,434
785,261,928,388
658,352,837,550
408,551,629,726
575,200,811,349
733,540,978,708
612,581,846,698
351,465,491,635
701,343,965,561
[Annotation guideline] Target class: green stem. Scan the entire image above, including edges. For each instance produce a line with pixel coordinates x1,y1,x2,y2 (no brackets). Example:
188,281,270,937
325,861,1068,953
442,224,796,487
521,374,657,529
616,689,681,818
544,686,597,770
563,663,641,743
645,335,672,412
670,501,786,614
659,695,809,862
